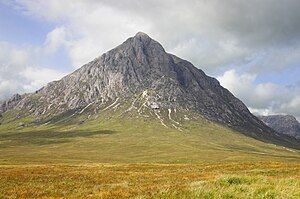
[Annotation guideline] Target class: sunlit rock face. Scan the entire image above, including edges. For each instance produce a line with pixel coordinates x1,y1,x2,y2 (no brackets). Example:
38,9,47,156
1,32,296,147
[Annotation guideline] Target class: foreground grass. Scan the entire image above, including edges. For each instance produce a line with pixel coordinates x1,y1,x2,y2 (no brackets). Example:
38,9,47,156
0,109,299,198
0,162,299,198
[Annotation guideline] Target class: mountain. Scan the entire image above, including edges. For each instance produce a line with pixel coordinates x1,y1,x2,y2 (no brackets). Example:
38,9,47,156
0,32,299,149
259,115,300,139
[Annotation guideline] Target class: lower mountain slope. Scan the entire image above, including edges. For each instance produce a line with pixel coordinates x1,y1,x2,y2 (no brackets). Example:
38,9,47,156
0,105,299,165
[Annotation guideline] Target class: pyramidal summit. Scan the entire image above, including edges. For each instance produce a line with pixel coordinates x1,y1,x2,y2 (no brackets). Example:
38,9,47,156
2,1,300,197
0,32,299,149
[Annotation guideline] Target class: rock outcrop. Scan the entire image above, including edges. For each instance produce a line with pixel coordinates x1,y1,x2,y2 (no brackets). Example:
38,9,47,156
259,115,300,139
0,93,22,114
0,32,299,148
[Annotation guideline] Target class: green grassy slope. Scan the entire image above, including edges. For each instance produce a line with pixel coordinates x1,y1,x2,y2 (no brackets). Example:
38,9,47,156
0,107,299,198
0,107,299,165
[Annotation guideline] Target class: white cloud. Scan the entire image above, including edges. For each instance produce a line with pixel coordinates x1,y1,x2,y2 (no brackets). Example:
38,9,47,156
44,26,69,54
279,95,300,119
13,0,150,67
217,69,256,98
0,80,20,100
0,42,66,100
248,107,276,117
10,0,300,74
22,67,67,91
67,37,102,68
218,69,300,119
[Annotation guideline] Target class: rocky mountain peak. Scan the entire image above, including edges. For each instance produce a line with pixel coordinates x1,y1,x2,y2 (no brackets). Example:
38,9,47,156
135,31,149,37
1,32,299,149
134,31,152,41
259,115,300,139
128,32,165,56
283,115,299,123
131,31,157,46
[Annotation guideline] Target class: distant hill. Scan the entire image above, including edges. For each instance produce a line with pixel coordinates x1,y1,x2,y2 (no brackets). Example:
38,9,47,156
259,115,300,139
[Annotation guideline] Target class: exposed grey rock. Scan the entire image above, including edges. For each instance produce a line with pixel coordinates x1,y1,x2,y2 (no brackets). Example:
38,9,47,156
18,122,25,128
149,102,159,109
0,32,299,148
0,93,22,114
259,115,300,139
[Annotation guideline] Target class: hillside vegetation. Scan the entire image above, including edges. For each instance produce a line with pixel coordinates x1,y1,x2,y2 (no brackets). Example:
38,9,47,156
0,103,299,199
0,107,299,165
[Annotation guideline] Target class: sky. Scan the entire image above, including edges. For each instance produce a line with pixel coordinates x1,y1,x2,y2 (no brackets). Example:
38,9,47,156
0,0,299,120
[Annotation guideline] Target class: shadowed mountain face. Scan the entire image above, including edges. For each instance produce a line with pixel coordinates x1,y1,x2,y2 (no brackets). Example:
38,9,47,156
0,32,299,148
259,115,300,139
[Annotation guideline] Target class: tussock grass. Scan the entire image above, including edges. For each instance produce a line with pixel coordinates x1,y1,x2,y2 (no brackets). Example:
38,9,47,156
186,176,299,199
0,110,299,198
0,162,299,198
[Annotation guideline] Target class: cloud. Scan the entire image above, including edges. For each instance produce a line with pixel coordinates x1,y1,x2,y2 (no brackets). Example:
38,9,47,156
0,42,66,100
44,26,69,54
217,70,278,109
12,0,150,67
279,95,300,120
1,0,300,119
22,67,67,91
218,69,300,119
10,0,300,74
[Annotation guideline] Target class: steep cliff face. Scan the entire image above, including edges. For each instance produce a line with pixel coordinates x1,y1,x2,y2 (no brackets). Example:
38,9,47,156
259,115,300,139
0,32,298,148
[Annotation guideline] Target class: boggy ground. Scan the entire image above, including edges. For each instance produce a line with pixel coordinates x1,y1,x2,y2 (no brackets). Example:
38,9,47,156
0,162,299,199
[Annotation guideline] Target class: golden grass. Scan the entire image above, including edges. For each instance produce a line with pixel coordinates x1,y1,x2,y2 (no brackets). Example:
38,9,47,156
0,162,299,198
0,111,299,198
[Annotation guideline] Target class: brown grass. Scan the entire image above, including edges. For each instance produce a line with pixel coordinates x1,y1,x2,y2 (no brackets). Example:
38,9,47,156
0,162,299,198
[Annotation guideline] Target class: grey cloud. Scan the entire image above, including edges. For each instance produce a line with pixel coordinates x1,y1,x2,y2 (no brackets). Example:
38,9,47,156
2,0,300,117
97,0,300,71
13,0,300,73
